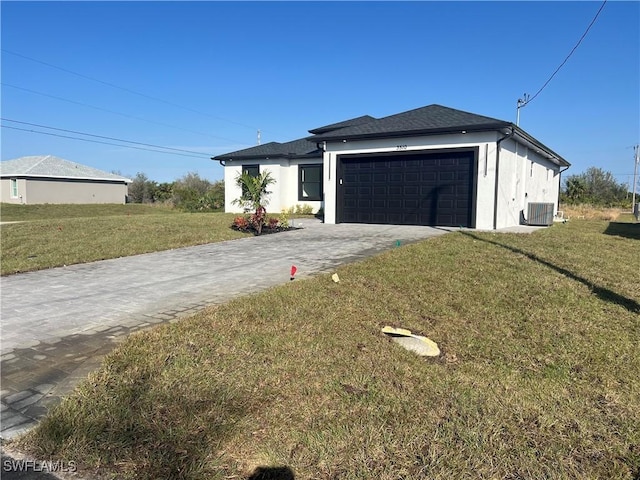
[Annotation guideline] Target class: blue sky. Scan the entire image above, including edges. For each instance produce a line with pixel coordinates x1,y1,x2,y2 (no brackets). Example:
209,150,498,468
2,1,639,186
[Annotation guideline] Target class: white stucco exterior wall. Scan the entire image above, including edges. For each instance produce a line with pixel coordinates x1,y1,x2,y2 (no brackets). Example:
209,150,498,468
224,162,244,212
223,131,562,228
224,159,323,215
494,139,561,229
322,131,562,229
475,139,500,230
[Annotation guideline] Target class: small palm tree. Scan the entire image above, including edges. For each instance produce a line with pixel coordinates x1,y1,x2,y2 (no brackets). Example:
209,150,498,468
565,177,587,203
232,171,276,234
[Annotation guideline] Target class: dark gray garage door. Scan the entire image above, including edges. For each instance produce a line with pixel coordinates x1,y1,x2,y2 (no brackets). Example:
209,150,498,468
338,149,475,227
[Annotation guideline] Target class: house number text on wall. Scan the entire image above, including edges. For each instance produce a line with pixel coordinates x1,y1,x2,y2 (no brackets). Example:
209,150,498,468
396,145,408,150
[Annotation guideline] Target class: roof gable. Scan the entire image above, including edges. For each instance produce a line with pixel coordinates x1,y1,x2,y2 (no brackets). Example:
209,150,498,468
308,115,377,135
0,155,131,182
310,105,509,141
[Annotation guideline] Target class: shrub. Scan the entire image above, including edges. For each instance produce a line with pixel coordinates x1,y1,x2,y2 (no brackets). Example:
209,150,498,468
285,204,315,215
296,204,314,215
279,209,290,229
266,217,279,230
233,216,249,231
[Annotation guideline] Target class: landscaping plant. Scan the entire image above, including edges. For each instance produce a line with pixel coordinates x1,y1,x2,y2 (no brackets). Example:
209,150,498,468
231,171,276,235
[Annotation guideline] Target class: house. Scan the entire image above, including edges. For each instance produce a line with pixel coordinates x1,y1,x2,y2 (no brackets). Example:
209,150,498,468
0,155,132,205
214,105,570,230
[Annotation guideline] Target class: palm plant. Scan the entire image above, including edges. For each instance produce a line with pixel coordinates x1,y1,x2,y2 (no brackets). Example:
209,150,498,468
232,171,276,234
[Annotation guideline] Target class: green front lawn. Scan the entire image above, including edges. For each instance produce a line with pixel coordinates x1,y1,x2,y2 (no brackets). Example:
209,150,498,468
0,204,251,275
17,217,640,479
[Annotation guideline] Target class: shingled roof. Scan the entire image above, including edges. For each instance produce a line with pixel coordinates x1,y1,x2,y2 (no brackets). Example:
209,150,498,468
213,138,320,162
213,105,569,167
308,115,377,135
0,155,131,182
308,104,509,141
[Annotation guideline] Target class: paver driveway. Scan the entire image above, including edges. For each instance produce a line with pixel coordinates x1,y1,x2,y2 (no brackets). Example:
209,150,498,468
0,220,449,439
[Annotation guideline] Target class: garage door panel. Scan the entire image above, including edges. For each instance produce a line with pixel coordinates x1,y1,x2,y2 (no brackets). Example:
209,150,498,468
403,185,419,195
439,171,456,182
405,172,420,182
373,173,387,182
389,212,406,223
344,174,358,183
422,172,437,182
339,151,474,227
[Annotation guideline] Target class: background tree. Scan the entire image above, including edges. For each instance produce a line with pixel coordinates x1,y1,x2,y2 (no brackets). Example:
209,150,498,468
127,172,156,203
172,172,224,212
562,167,627,206
126,171,223,211
206,180,225,210
152,182,174,204
564,176,587,203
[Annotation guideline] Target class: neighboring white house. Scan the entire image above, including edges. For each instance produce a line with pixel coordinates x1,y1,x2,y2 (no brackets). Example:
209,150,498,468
214,105,570,230
0,155,132,205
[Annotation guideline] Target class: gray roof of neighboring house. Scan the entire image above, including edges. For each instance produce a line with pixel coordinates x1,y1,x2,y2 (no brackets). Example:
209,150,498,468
0,155,132,182
213,138,321,161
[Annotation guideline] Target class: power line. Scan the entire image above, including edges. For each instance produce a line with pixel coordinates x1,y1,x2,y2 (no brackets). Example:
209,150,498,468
2,48,264,132
1,125,210,159
1,118,213,156
517,0,607,120
2,83,250,145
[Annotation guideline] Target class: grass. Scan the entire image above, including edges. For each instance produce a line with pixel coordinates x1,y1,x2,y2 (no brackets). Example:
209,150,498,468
16,216,639,479
0,203,317,275
0,202,179,222
559,204,626,221
0,204,251,275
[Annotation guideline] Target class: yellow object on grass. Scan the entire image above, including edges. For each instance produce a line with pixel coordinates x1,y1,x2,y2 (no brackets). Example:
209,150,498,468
381,325,440,357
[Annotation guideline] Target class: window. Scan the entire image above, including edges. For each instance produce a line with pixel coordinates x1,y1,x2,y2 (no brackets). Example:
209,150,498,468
299,164,323,201
242,165,260,177
241,165,259,196
10,179,18,198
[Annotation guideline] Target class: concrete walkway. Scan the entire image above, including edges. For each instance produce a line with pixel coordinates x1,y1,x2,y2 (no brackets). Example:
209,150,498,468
1,220,450,441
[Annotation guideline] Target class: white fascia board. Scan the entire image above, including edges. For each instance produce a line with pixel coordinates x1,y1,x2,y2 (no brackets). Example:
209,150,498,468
323,131,496,154
0,174,132,183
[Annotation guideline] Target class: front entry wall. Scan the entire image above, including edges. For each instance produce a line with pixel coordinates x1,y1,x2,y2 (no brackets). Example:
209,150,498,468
337,149,477,227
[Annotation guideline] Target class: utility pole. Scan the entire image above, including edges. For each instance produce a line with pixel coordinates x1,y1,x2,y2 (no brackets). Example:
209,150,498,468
516,93,529,127
632,145,639,218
